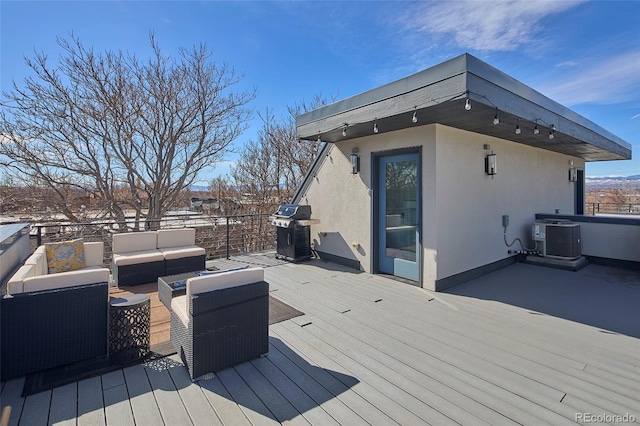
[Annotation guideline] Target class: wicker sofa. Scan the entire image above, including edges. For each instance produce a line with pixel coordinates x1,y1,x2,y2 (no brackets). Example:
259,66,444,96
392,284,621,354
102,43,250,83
112,228,206,286
1,242,110,381
170,267,269,379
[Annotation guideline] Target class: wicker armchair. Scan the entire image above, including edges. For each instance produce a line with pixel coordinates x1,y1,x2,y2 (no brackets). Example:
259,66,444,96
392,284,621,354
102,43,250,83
1,282,109,381
170,267,269,379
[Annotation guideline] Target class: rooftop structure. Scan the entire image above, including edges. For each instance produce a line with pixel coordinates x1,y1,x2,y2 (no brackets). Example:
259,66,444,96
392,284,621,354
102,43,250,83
293,53,634,290
296,53,631,161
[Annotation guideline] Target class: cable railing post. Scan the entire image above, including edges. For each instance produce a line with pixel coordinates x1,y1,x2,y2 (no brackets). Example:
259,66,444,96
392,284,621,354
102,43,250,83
226,216,230,259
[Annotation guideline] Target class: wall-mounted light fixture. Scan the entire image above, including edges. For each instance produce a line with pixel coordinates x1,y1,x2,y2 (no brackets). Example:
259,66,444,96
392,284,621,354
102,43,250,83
342,124,348,137
351,148,360,174
568,160,577,182
485,150,497,176
485,153,497,175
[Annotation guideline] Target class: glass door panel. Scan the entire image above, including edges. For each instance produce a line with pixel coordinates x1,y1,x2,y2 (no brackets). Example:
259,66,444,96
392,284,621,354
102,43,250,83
378,153,420,282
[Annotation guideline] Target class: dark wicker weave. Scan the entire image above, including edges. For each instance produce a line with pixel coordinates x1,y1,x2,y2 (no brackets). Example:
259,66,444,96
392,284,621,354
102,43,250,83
170,280,269,379
1,282,109,381
113,260,165,287
165,254,206,276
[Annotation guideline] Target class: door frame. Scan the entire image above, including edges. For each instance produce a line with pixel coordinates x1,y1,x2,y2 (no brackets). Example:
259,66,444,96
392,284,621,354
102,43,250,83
575,168,585,215
372,147,422,286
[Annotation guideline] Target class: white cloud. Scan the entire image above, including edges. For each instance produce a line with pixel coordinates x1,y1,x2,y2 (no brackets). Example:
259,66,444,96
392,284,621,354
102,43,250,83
401,0,583,52
556,61,579,68
537,50,640,106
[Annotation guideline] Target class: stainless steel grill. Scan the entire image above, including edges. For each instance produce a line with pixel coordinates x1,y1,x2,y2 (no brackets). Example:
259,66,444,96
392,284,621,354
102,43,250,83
269,204,319,262
268,204,313,228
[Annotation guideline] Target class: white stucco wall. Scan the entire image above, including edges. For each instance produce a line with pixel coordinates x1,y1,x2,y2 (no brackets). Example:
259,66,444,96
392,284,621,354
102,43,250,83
434,125,582,281
579,221,640,262
298,123,584,290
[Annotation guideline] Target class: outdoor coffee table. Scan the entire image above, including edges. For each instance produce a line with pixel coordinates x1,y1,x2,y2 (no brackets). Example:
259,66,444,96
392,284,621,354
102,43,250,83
158,272,197,310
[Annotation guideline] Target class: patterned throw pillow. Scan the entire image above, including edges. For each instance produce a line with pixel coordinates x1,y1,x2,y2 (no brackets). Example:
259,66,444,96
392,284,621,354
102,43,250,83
45,238,86,274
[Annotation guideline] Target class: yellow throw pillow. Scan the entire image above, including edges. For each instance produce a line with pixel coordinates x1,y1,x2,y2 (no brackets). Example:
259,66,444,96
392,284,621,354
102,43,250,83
45,238,86,274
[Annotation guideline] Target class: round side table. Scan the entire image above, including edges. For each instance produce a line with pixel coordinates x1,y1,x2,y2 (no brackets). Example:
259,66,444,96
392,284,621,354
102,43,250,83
109,294,150,364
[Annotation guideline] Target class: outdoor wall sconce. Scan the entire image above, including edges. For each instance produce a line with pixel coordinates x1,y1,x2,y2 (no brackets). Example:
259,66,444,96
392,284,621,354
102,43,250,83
485,152,497,176
351,148,360,174
568,160,577,182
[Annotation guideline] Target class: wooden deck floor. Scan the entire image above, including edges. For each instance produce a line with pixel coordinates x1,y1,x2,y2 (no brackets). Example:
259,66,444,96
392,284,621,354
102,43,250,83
109,283,171,347
2,253,640,425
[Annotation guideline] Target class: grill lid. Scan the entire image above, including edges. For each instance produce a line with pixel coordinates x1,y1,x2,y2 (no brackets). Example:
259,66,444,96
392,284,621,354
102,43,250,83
274,204,312,220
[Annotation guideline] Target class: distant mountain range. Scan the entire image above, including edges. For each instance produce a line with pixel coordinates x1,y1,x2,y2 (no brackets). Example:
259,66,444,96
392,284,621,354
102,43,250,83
586,174,640,189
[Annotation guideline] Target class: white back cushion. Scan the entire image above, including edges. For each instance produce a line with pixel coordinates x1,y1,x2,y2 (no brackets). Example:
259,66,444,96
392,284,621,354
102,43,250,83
157,228,196,249
83,242,104,267
25,252,47,276
187,267,264,298
112,231,157,254
23,268,110,293
7,264,36,294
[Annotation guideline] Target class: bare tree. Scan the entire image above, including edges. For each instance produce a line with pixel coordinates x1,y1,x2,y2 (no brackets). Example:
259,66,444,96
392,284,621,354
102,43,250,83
0,33,254,229
231,95,332,214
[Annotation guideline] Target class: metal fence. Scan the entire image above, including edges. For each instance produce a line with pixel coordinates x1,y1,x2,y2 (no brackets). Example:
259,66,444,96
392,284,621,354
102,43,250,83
587,202,640,215
27,213,276,268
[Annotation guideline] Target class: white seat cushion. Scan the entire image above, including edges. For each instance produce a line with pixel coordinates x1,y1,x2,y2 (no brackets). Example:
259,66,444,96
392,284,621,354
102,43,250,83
187,267,264,298
23,268,110,293
171,295,189,327
157,228,196,249
112,249,164,266
159,245,206,261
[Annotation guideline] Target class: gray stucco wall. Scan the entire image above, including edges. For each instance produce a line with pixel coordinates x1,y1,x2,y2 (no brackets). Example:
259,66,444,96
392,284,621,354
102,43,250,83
297,124,584,290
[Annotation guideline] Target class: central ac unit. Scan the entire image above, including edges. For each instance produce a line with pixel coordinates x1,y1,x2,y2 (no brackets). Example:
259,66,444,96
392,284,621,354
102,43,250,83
531,220,581,259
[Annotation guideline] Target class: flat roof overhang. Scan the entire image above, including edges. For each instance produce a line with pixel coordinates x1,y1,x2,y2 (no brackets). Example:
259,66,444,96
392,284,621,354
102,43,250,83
296,54,631,161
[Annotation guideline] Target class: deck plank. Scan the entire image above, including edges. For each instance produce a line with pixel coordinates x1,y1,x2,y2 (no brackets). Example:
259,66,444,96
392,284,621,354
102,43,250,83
233,361,310,425
77,376,105,426
270,267,580,425
166,355,223,426
198,375,253,426
316,277,640,418
103,384,135,426
122,364,165,426
265,341,367,426
274,292,566,425
267,333,391,425
48,383,77,426
216,365,280,426
145,357,193,425
273,322,429,425
18,389,50,426
0,377,25,426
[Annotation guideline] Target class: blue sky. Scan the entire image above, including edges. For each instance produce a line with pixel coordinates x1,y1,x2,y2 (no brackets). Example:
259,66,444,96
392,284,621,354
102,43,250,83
2,1,639,181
